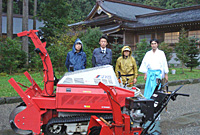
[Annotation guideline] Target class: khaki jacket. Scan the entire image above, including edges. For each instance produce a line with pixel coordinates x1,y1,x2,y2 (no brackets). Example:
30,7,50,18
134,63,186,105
115,46,138,86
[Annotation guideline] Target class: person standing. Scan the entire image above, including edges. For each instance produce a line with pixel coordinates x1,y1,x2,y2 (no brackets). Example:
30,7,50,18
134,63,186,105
92,35,112,67
65,38,86,72
139,39,169,98
139,39,169,135
115,46,138,87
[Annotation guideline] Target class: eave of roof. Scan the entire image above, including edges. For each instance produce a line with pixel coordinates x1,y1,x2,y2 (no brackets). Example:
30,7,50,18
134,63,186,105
85,3,100,20
68,15,115,27
100,23,121,34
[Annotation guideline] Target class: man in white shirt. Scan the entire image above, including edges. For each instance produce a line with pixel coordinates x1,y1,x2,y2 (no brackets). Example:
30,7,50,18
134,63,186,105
139,39,169,98
139,39,169,135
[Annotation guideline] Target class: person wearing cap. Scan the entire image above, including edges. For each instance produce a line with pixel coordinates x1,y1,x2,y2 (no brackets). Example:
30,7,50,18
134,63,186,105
65,38,86,72
115,46,138,87
92,35,112,67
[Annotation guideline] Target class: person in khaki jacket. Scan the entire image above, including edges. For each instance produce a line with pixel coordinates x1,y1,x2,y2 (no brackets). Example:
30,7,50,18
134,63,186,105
115,46,138,87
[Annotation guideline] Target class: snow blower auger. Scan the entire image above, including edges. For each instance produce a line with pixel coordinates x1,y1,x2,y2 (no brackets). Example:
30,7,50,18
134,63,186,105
8,30,143,135
87,81,189,135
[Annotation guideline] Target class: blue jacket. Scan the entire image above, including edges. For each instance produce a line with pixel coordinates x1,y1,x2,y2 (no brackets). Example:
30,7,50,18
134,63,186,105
65,38,87,72
92,47,112,67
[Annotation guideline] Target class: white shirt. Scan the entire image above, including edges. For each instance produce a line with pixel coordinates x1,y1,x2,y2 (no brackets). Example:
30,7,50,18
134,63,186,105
101,47,106,53
139,49,169,78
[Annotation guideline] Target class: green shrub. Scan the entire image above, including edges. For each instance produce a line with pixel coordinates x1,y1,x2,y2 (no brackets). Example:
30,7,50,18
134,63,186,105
111,43,124,69
28,40,43,72
0,38,26,74
79,27,103,68
134,39,151,66
159,42,173,62
185,37,200,71
175,28,190,73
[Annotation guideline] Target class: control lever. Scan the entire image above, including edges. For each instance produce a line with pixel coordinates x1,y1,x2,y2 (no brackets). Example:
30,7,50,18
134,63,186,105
124,78,129,88
117,71,123,87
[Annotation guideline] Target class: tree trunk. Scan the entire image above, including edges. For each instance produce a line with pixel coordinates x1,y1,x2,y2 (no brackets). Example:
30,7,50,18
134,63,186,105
0,0,2,37
22,0,29,66
181,62,184,74
7,0,13,39
33,0,37,30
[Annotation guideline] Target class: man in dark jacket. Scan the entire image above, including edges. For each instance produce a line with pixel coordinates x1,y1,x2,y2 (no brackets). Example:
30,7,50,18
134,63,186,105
65,38,86,72
92,35,112,67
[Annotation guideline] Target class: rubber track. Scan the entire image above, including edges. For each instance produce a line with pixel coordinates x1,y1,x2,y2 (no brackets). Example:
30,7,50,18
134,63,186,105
46,113,113,127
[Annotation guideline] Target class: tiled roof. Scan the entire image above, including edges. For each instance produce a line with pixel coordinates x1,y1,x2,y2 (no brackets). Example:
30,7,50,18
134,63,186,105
98,0,161,21
123,6,200,28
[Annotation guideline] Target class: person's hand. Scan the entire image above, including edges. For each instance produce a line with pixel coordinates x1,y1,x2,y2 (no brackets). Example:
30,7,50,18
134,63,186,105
144,73,147,81
165,74,168,82
133,78,137,84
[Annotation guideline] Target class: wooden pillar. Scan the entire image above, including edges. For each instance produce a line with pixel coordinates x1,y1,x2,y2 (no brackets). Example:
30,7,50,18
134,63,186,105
133,33,136,51
155,30,158,39
123,30,125,45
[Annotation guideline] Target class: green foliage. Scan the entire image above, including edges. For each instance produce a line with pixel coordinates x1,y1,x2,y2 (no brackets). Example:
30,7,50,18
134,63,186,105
134,39,151,66
124,0,200,8
185,37,200,71
175,28,190,73
47,30,78,73
79,27,103,68
37,0,71,44
28,41,43,72
159,42,173,62
0,38,26,74
111,43,124,69
3,0,45,15
143,0,160,7
68,0,96,23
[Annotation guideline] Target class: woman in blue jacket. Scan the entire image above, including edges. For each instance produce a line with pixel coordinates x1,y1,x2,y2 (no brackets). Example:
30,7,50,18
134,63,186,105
65,38,86,72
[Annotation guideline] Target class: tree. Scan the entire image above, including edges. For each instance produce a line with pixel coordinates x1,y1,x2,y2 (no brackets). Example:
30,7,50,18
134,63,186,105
111,43,124,69
7,0,13,39
37,0,71,44
0,0,2,37
22,0,29,65
68,0,96,23
159,42,173,62
134,39,151,67
33,0,37,30
175,28,190,73
47,28,78,73
0,38,26,74
144,0,160,7
185,37,200,71
79,27,103,68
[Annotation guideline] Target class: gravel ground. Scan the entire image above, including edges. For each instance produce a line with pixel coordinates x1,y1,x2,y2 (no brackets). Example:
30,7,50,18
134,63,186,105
160,83,200,135
0,83,199,135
